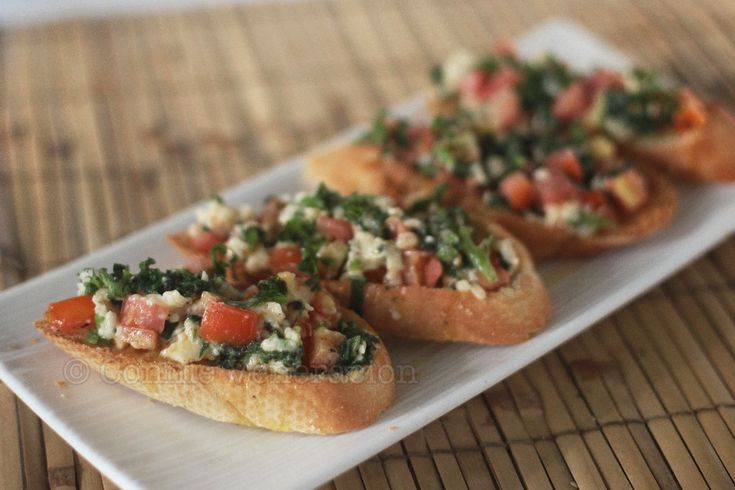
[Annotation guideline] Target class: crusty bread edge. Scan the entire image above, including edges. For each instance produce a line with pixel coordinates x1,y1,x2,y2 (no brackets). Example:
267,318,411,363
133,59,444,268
627,103,735,182
324,224,552,345
36,308,395,435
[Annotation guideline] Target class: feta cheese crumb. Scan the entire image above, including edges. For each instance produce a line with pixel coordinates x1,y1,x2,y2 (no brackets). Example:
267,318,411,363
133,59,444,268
395,231,419,250
261,327,302,353
195,199,238,234
160,318,204,365
245,247,269,273
253,301,286,328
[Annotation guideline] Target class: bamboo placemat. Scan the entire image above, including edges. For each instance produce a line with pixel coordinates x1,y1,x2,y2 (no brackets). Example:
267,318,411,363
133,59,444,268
1,0,735,488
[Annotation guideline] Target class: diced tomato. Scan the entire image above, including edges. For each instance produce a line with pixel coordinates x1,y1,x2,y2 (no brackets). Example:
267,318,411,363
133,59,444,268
46,296,95,333
269,246,302,273
545,148,583,181
119,295,169,334
486,86,523,131
534,168,580,205
316,216,353,241
587,69,624,93
580,190,607,209
673,88,707,131
499,171,536,210
199,301,260,345
459,67,520,104
552,80,590,122
190,230,228,253
423,257,443,288
299,322,314,367
605,168,649,213
116,325,158,350
363,266,387,284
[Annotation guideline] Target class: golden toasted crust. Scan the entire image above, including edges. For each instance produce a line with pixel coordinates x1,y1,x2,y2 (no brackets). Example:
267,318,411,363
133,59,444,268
36,308,394,434
324,224,551,345
627,103,735,182
463,166,678,258
305,144,435,201
307,144,678,259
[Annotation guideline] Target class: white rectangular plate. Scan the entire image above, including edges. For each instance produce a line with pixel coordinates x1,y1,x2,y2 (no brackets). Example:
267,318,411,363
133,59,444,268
1,18,734,490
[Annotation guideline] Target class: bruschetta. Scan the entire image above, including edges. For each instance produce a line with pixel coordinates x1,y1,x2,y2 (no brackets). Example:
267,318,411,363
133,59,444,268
169,186,551,344
429,45,735,182
37,260,394,434
308,114,678,258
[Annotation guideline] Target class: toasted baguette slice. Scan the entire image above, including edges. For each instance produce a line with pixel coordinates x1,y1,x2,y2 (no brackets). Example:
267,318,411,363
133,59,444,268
462,166,678,258
37,308,394,434
307,144,678,259
322,224,551,344
305,144,434,201
625,104,735,182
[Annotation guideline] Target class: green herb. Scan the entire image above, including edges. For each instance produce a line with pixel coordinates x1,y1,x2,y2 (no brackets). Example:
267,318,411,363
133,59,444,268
406,182,448,214
209,193,224,204
214,341,301,371
335,320,378,371
603,71,679,134
349,277,366,315
242,225,265,249
340,194,388,237
458,226,497,283
359,111,412,157
210,243,228,276
278,214,316,243
236,276,288,308
84,327,112,347
299,183,342,211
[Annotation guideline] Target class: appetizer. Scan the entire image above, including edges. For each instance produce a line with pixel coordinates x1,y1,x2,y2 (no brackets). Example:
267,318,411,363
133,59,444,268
430,45,735,181
308,113,677,258
170,186,551,344
37,260,394,434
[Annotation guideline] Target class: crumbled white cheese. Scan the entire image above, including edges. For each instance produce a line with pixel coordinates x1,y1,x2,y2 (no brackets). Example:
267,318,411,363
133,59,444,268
253,301,286,328
317,240,348,268
160,318,204,365
469,162,488,185
161,290,190,323
278,271,314,308
498,239,519,272
544,201,582,228
245,247,269,273
245,356,291,375
395,231,419,250
261,326,302,353
77,269,93,295
186,291,219,316
278,203,321,225
487,157,506,179
97,311,118,339
92,289,111,318
195,198,238,234
354,339,367,363
442,50,477,92
470,284,487,300
403,218,423,231
455,279,472,292
384,244,405,287
347,230,388,276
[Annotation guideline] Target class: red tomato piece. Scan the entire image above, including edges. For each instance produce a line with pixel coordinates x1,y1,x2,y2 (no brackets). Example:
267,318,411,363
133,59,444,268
386,216,408,236
459,70,492,102
119,295,169,334
363,266,387,284
492,39,516,56
46,296,95,333
545,148,583,181
552,80,590,122
299,322,314,367
587,69,624,93
316,216,353,241
487,86,523,131
190,230,228,253
534,168,580,206
580,190,607,209
307,291,340,326
499,171,536,211
401,250,432,286
269,246,302,273
486,67,522,94
199,301,260,345
423,257,444,288
673,88,707,131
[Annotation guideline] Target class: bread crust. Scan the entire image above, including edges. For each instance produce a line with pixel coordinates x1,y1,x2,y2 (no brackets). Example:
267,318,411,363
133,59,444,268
307,144,678,259
37,308,395,434
462,166,678,258
626,103,735,182
324,224,551,344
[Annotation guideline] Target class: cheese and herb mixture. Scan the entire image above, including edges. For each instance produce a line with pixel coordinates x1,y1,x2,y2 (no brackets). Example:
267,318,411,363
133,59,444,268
45,260,377,375
431,45,706,138
186,185,519,303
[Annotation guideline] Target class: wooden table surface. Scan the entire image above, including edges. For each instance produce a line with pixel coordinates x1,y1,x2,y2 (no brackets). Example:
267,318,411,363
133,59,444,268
2,0,735,488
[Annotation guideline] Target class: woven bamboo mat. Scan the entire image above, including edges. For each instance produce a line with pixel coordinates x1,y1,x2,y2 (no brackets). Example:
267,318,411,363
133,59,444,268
1,0,735,488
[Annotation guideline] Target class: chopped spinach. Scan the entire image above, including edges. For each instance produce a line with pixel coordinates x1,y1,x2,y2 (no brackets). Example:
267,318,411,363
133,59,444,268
340,194,388,237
